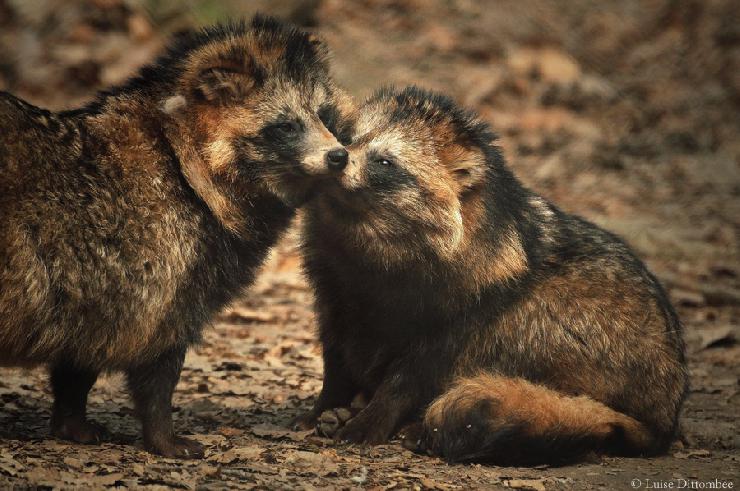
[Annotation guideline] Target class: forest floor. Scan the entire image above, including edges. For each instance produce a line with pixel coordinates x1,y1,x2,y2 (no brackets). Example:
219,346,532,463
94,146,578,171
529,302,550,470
0,0,738,488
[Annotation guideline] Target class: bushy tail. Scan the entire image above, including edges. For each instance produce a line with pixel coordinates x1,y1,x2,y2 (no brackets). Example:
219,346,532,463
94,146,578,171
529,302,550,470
421,374,657,465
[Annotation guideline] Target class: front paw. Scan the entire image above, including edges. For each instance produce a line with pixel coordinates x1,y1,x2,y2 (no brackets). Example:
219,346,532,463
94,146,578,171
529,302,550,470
290,411,319,431
334,415,389,445
316,408,353,438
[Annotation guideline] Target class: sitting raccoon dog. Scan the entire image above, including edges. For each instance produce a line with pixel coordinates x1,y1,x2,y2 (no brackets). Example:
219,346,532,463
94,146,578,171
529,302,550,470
0,16,352,458
297,87,687,465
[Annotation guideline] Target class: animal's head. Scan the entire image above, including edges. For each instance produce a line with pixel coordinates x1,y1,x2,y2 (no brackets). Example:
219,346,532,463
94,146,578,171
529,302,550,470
316,86,504,263
158,16,354,230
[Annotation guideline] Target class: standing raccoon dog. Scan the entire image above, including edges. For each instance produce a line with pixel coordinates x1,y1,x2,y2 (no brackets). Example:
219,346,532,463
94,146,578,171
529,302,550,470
298,87,688,465
0,16,352,458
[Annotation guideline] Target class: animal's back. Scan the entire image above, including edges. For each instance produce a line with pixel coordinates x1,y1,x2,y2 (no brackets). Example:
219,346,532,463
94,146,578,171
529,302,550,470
0,92,82,191
0,93,199,367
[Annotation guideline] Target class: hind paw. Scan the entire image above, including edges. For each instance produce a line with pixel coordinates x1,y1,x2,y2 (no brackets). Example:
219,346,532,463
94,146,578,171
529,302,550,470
399,422,426,452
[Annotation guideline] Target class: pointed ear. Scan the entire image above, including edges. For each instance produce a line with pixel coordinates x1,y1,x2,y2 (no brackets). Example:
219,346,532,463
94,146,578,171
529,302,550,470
195,58,259,104
439,144,487,191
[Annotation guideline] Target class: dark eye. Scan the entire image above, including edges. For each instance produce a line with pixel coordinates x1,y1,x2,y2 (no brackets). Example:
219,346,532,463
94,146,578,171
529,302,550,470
375,157,393,166
273,121,301,136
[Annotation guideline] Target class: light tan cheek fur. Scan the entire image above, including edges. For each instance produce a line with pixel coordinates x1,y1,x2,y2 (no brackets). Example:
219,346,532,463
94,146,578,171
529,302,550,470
166,126,245,235
434,202,464,259
415,166,466,260
204,106,263,173
161,99,247,235
341,158,365,190
205,138,236,174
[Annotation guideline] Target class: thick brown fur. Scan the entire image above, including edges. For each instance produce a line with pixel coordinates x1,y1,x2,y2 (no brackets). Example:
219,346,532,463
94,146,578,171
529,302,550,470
297,87,688,465
0,16,351,458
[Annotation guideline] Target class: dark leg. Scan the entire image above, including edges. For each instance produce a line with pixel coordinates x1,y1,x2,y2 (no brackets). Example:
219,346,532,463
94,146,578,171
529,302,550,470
316,408,354,437
334,381,417,444
50,362,107,443
335,357,442,445
291,345,358,430
127,347,203,458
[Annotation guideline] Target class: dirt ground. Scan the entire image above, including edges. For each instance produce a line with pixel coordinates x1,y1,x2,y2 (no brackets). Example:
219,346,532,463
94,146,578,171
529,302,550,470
0,0,738,489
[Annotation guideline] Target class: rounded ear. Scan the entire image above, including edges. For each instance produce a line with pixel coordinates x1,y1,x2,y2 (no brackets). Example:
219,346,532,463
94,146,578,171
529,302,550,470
439,144,487,191
192,55,263,104
196,66,255,103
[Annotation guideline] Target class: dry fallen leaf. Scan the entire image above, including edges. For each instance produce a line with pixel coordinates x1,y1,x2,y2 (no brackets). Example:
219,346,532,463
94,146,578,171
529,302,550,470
283,450,339,477
350,466,368,484
208,446,263,464
674,449,711,459
251,423,313,442
420,476,452,490
62,457,83,470
0,455,24,477
506,478,547,491
671,288,705,307
91,472,124,486
698,326,738,350
221,307,276,324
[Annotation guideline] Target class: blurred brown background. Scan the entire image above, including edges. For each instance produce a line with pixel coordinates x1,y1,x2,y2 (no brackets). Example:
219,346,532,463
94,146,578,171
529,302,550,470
0,0,738,488
1,0,738,274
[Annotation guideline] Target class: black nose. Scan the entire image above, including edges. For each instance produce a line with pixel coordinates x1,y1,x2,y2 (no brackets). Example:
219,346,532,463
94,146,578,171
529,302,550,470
326,148,348,171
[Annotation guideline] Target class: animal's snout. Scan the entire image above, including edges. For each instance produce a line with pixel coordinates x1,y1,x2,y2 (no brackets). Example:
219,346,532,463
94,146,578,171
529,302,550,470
326,148,349,171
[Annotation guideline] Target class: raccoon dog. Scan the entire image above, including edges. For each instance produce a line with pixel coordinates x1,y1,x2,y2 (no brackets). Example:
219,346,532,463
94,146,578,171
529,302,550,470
297,87,687,465
0,16,351,457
